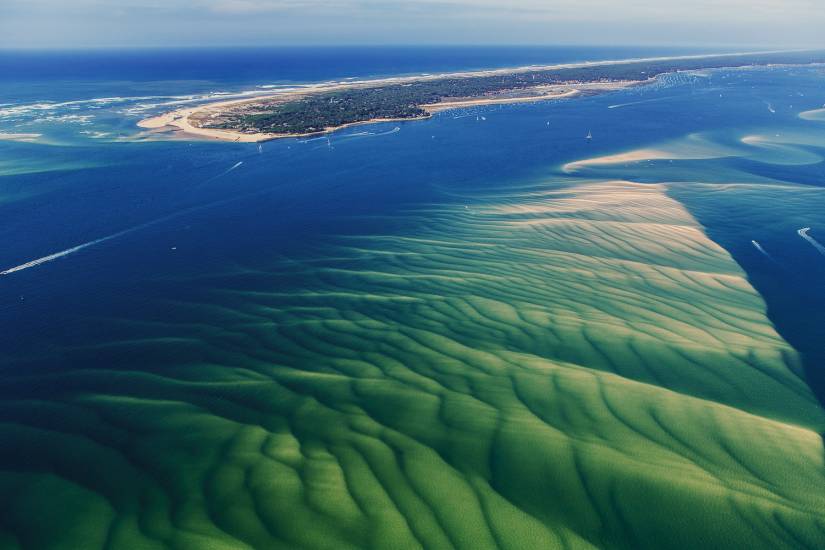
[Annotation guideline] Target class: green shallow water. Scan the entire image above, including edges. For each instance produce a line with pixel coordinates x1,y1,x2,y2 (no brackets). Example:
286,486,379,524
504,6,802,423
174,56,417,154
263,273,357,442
2,178,824,549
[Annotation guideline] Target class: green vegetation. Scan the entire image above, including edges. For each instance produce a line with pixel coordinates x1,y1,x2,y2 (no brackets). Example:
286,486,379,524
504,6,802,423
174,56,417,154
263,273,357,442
208,50,825,135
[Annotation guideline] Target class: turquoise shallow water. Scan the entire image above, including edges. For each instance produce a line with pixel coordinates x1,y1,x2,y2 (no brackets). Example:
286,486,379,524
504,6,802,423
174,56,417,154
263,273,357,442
1,51,824,548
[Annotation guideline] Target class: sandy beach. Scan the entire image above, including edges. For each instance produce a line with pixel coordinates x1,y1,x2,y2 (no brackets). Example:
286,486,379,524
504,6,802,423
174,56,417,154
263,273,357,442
138,80,639,143
137,49,798,143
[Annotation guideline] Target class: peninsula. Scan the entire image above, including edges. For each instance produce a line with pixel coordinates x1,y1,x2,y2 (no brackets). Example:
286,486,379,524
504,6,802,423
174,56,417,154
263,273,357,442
139,50,825,142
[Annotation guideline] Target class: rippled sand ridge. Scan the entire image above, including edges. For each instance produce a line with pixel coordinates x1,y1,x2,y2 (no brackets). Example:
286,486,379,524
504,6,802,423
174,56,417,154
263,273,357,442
2,170,823,548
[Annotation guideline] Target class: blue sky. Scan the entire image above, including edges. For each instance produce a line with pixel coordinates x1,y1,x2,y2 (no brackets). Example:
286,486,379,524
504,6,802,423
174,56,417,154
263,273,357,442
1,0,823,49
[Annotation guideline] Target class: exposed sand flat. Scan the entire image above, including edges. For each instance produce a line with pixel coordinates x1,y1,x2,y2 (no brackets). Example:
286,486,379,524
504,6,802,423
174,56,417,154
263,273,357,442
138,96,430,142
741,133,824,165
137,105,275,142
3,173,823,548
799,107,825,121
562,128,825,172
563,132,750,172
563,148,674,171
0,133,41,142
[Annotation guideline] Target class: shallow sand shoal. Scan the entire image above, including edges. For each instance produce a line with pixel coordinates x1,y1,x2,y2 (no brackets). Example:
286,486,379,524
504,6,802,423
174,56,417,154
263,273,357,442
0,133,42,142
799,107,825,121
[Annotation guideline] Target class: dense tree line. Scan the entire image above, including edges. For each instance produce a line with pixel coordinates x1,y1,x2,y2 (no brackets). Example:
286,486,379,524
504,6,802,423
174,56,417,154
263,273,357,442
206,51,825,135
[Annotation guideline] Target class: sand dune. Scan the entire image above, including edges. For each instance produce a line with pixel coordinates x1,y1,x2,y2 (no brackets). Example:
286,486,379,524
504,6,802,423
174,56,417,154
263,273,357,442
563,133,742,172
565,129,825,172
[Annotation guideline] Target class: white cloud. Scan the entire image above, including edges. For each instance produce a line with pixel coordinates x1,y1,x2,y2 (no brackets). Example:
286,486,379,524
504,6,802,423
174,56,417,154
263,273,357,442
1,0,824,47
199,0,821,20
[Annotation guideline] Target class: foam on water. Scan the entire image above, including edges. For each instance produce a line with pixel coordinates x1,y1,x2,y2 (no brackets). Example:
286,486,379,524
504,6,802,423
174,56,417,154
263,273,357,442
751,239,775,262
0,231,129,275
1,161,248,275
798,227,825,256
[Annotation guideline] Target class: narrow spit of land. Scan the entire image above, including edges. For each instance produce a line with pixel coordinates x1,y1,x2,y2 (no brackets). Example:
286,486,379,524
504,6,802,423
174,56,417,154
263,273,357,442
139,50,825,142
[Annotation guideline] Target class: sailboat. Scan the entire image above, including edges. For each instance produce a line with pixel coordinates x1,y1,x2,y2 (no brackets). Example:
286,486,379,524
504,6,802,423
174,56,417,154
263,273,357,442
586,129,593,141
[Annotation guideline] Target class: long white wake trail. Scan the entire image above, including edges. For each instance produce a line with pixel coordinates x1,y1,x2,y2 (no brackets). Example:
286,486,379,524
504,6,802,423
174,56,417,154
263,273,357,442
206,161,243,182
608,96,675,110
798,227,825,256
2,161,246,276
1,229,134,275
197,161,245,185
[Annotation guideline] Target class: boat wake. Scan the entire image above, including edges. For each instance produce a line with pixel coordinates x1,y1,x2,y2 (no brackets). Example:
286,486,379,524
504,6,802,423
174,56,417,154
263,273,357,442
2,161,249,276
203,161,244,183
1,230,133,275
337,126,401,141
608,96,677,109
798,227,825,256
751,240,778,263
371,126,401,137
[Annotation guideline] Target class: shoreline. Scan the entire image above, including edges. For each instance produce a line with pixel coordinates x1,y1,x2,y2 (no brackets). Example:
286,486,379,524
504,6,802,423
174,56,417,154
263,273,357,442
138,80,641,143
136,48,814,143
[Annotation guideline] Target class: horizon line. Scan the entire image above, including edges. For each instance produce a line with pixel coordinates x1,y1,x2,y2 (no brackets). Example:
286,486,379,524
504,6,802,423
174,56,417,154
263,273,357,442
2,42,824,52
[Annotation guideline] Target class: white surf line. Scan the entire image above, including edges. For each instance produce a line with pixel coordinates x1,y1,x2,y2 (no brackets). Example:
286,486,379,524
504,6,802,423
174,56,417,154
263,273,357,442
1,161,248,276
242,48,811,98
798,227,825,256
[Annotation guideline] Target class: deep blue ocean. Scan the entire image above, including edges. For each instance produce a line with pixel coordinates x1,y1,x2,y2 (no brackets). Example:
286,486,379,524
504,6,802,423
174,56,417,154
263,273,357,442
0,45,727,100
